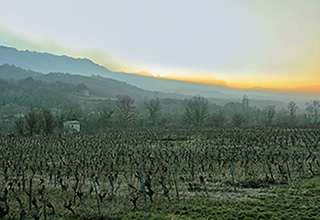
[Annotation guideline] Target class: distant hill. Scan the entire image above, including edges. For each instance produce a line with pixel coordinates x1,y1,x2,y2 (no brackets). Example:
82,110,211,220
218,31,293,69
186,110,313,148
0,64,288,109
36,72,183,99
0,64,42,80
0,45,114,77
0,45,233,99
0,64,183,100
0,76,84,107
0,45,318,103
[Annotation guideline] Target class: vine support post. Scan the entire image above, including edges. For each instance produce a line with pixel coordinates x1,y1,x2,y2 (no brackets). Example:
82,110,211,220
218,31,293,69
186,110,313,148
200,161,209,197
92,176,101,215
168,154,172,186
139,168,148,209
172,168,179,202
230,161,237,192
29,178,32,212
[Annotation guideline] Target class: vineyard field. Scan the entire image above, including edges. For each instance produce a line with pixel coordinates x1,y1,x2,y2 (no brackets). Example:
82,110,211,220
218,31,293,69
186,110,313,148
1,128,320,219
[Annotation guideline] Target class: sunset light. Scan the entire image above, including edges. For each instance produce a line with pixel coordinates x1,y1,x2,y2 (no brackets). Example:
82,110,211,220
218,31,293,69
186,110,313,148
0,0,319,91
2,1,320,219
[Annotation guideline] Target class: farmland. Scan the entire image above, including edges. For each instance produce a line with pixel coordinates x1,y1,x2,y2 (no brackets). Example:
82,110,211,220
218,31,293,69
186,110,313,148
1,127,320,219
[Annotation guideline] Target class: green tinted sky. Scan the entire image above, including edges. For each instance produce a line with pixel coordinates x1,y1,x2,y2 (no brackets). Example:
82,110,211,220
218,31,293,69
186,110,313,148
1,0,320,89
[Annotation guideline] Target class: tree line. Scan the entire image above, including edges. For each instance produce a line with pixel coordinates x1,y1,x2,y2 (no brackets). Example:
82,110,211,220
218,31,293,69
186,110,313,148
6,95,320,136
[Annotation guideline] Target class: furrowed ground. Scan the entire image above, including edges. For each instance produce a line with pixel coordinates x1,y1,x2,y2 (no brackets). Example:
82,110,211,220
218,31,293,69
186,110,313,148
0,128,320,219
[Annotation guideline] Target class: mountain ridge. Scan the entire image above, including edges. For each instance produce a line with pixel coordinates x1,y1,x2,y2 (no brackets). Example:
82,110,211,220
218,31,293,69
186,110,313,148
0,45,318,101
0,45,232,99
0,63,186,100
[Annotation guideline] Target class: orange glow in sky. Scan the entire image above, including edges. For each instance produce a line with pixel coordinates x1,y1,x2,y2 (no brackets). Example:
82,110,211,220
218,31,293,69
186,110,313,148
0,0,320,92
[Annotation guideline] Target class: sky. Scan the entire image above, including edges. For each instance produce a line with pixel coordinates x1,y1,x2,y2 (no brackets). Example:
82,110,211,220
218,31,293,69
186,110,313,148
0,0,320,90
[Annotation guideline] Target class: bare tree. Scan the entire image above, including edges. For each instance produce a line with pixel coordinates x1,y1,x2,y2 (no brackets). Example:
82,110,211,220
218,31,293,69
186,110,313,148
115,96,137,128
306,100,320,128
59,101,84,122
242,95,249,113
184,96,209,127
25,108,38,136
14,117,25,136
287,101,298,126
262,105,276,126
41,108,56,135
145,99,161,127
98,107,113,130
232,113,246,127
209,111,227,128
